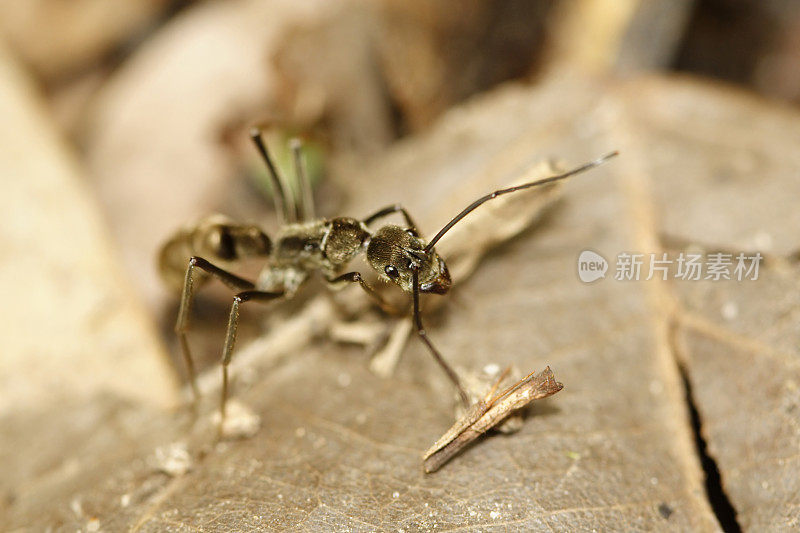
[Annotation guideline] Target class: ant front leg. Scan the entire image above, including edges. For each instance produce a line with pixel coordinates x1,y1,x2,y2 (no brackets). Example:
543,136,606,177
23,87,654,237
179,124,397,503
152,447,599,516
411,269,471,407
219,289,284,435
327,271,403,316
176,257,255,403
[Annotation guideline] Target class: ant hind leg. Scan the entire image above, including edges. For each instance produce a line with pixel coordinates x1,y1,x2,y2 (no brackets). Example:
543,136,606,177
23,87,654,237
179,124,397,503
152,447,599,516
176,257,255,404
219,289,285,437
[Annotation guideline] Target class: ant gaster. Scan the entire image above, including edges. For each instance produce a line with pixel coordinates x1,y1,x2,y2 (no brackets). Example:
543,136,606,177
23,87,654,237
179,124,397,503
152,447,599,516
159,128,617,432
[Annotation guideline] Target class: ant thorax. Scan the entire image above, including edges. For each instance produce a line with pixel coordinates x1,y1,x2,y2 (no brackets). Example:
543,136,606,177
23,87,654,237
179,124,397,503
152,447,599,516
257,217,369,295
270,220,328,269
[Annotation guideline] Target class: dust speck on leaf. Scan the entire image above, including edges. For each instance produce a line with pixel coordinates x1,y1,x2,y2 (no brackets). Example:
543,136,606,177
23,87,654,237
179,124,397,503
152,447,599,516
721,301,738,320
213,400,261,439
337,372,352,387
154,442,192,476
70,497,83,517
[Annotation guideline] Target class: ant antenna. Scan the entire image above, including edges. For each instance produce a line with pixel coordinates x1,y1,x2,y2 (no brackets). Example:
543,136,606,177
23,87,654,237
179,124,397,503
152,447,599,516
290,138,315,221
424,151,618,252
250,128,297,223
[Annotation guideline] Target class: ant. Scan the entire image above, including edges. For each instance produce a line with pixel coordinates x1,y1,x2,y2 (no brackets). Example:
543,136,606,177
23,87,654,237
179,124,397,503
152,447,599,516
160,127,617,433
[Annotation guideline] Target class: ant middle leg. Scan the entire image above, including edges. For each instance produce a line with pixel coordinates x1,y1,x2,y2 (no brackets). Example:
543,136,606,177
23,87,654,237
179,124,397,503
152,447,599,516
176,256,256,403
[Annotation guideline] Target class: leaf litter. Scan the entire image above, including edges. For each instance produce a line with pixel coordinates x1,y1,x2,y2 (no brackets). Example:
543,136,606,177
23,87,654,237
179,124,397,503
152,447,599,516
6,73,800,530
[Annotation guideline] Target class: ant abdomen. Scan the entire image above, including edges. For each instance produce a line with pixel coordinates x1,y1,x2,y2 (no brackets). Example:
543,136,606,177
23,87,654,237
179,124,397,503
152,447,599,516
158,214,271,292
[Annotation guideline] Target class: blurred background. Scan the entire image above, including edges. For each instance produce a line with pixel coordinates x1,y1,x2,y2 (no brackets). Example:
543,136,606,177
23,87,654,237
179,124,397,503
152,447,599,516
2,1,800,529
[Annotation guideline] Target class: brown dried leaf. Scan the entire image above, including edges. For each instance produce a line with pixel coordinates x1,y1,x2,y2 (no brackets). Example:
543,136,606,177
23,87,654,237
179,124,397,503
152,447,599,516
544,0,694,74
0,41,178,525
423,366,564,473
373,0,552,129
0,43,177,415
617,76,800,530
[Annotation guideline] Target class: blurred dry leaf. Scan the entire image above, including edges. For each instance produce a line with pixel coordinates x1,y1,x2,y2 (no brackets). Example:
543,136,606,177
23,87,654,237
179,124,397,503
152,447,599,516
0,43,177,414
374,0,553,130
0,40,178,520
675,0,800,106
5,70,800,530
544,0,695,74
0,0,175,80
272,3,394,151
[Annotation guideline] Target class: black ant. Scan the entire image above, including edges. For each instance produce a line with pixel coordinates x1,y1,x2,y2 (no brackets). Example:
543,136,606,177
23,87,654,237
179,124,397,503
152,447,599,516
159,128,617,433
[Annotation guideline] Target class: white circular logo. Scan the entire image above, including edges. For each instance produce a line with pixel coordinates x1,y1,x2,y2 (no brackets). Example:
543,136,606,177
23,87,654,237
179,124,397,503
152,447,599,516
577,250,608,283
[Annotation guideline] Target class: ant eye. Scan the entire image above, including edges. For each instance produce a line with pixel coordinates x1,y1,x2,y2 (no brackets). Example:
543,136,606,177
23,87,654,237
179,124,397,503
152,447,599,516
405,228,418,237
384,265,400,279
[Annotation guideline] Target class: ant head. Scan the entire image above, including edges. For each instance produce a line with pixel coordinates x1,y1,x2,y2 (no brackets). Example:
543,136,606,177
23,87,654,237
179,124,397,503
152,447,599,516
363,152,618,296
366,225,450,294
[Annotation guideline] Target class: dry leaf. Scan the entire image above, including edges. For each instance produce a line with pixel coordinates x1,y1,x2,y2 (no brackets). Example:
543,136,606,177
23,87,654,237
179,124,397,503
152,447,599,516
0,43,177,415
0,41,178,526
423,366,563,473
615,76,800,530
373,0,552,129
544,0,694,74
